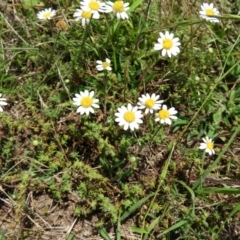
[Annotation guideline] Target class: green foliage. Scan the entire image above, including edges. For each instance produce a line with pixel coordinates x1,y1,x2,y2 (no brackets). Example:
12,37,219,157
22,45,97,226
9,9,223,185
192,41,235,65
0,231,7,240
0,0,240,239
22,0,41,9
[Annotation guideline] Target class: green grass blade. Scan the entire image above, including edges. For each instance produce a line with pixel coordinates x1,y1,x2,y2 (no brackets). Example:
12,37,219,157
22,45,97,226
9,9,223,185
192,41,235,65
66,233,75,240
131,226,149,234
177,180,195,217
228,203,240,217
116,217,121,240
120,193,154,222
177,180,195,202
142,216,160,238
129,0,144,12
98,227,111,240
157,219,189,238
196,187,240,194
142,203,171,240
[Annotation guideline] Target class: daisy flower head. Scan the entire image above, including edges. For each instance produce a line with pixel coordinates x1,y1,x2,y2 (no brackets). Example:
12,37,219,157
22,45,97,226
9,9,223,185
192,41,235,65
154,31,181,58
115,104,143,131
105,0,130,20
73,7,98,26
199,137,215,155
138,93,164,114
0,93,7,112
199,3,220,23
96,58,112,71
155,104,177,125
37,8,56,20
80,0,106,18
73,90,99,115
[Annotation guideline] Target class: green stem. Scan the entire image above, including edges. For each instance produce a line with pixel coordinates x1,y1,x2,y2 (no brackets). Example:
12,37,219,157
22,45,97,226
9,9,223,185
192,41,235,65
77,20,91,63
103,72,108,124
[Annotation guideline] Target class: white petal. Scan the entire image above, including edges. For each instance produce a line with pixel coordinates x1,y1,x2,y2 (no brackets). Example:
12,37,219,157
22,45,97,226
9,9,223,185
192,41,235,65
165,118,172,125
160,119,165,124
162,49,167,56
123,123,129,130
97,66,104,71
162,105,167,110
92,103,99,108
169,108,177,114
167,50,172,58
116,13,121,20
89,91,94,98
0,101,7,106
92,12,100,19
154,44,162,50
76,106,83,113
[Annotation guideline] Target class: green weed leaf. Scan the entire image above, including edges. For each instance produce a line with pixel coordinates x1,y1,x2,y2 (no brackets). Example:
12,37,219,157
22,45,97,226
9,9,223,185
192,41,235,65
23,0,40,9
131,226,149,234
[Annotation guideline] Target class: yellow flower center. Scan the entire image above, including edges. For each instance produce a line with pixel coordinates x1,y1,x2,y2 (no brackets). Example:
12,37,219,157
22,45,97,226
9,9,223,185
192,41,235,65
113,1,124,13
124,111,135,123
206,9,214,16
81,96,93,108
206,141,214,150
102,61,110,69
82,10,92,19
158,109,170,119
163,39,173,50
89,1,100,11
145,99,155,108
43,12,51,19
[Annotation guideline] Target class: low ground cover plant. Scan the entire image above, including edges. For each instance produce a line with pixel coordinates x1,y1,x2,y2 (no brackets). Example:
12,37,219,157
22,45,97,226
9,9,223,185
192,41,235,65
0,0,240,239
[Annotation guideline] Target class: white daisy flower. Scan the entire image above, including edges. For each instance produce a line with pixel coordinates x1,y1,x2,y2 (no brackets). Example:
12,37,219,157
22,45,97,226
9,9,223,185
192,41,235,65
154,31,181,58
115,104,143,131
137,93,164,114
155,104,177,125
105,0,130,20
199,3,220,23
0,93,7,112
37,8,56,20
73,7,99,26
96,58,112,71
80,0,106,18
73,90,99,115
199,137,215,155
